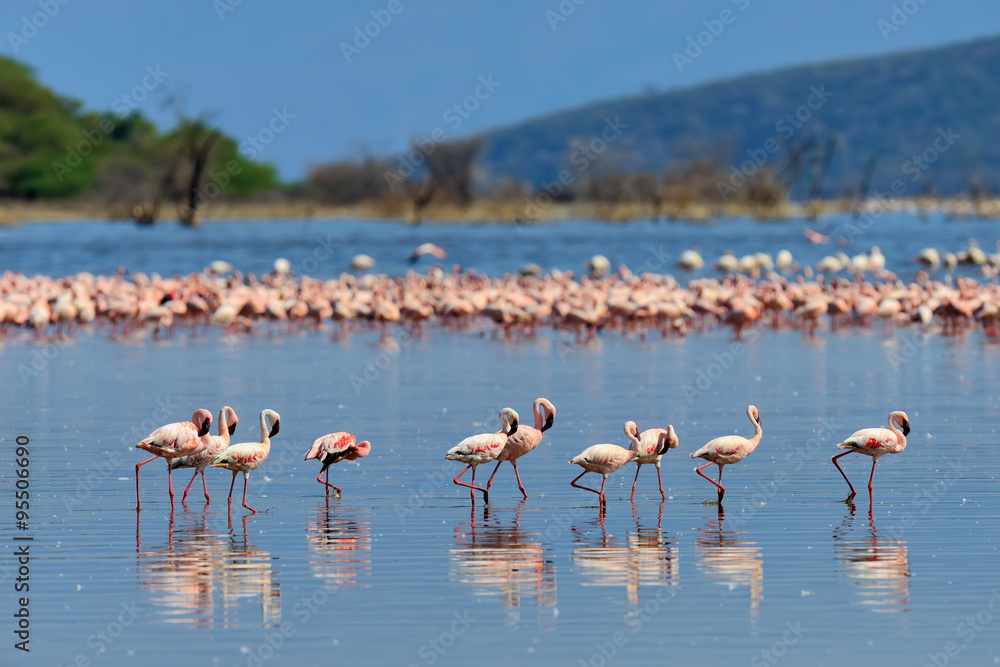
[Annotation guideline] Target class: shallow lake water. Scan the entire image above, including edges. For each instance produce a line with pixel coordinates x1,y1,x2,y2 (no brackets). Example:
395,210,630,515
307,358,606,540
2,216,1000,666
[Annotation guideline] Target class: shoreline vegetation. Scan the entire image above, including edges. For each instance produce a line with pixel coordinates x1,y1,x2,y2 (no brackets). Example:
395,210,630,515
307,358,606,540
3,195,999,226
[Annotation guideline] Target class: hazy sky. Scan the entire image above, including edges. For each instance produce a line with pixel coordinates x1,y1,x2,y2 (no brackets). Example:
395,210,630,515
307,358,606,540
5,0,999,180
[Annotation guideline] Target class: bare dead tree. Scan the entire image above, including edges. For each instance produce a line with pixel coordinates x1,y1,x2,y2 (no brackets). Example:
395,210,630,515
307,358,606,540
174,119,221,226
852,152,881,219
419,135,486,207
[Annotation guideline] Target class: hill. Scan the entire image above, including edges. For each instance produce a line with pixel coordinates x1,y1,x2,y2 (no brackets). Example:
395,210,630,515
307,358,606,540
479,35,1000,199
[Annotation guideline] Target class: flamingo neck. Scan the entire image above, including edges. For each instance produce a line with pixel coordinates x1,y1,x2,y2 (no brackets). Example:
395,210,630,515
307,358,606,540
533,401,545,430
217,410,229,438
258,413,271,445
888,416,907,451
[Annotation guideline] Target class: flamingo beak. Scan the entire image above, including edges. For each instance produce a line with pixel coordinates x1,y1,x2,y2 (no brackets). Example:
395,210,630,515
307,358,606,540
509,420,518,436
228,421,237,436
542,414,555,432
198,419,211,437
269,420,280,438
901,420,910,436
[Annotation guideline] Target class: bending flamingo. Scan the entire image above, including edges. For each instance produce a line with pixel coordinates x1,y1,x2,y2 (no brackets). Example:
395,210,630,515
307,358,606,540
631,425,679,501
832,411,910,501
303,432,372,497
169,406,238,505
486,398,555,498
569,421,641,510
210,409,280,514
135,409,213,510
690,405,762,502
445,408,519,504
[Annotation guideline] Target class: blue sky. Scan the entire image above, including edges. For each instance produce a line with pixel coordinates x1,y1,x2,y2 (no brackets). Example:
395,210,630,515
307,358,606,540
4,0,999,181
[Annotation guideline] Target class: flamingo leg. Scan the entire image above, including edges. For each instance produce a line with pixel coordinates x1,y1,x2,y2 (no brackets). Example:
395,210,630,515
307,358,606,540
317,467,341,496
242,474,256,513
867,458,879,494
485,460,503,492
598,475,608,508
135,455,158,510
201,471,210,504
166,460,175,508
510,460,527,499
655,463,666,501
630,463,642,501
181,469,199,504
571,471,604,508
453,464,488,503
717,465,725,501
832,451,857,500
227,470,237,509
696,462,725,500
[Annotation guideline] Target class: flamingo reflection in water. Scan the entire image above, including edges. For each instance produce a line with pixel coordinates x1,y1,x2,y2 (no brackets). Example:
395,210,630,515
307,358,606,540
833,503,910,613
136,510,281,629
571,504,679,614
694,506,764,619
306,502,372,590
450,503,557,629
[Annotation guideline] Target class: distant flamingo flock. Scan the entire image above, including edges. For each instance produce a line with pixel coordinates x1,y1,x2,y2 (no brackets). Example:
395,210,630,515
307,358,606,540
8,238,1000,344
134,398,910,514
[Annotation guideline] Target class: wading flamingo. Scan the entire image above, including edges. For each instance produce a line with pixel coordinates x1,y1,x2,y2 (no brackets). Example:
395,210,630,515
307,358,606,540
569,421,641,510
169,406,238,505
690,405,762,502
446,408,519,504
135,409,213,510
831,411,910,501
210,409,280,514
631,425,679,501
486,398,556,498
410,243,447,262
303,432,372,497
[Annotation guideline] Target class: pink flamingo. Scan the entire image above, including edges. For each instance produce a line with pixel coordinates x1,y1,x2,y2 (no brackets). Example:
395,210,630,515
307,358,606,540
409,243,447,263
169,406,238,505
569,421,641,510
832,411,910,501
445,408,519,504
690,405,762,502
135,409,213,510
630,425,679,501
486,398,556,498
303,432,372,497
210,409,280,514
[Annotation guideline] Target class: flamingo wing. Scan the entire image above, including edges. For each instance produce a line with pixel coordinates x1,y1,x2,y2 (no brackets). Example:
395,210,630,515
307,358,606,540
136,421,198,455
837,427,898,453
305,432,356,461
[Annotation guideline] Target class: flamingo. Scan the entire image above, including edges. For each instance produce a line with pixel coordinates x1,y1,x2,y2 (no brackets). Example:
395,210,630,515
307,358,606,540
210,409,280,514
486,398,556,498
630,425,679,501
569,421,641,510
303,432,372,497
690,405,762,502
831,411,910,501
135,409,213,510
445,408,519,504
410,243,447,263
169,406,238,505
